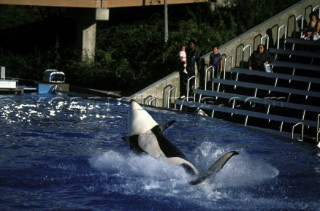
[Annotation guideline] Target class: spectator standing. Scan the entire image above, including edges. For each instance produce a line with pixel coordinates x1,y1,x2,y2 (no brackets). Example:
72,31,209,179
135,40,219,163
209,46,223,79
186,40,201,94
248,44,272,71
179,44,187,74
178,44,187,98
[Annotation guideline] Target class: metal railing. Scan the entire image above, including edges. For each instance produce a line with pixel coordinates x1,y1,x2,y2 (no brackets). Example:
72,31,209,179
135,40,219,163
261,34,270,49
223,55,233,79
143,95,157,106
313,5,320,18
163,85,177,109
241,44,251,68
295,14,304,38
204,66,213,91
186,76,196,102
292,122,304,141
317,113,320,131
278,24,287,49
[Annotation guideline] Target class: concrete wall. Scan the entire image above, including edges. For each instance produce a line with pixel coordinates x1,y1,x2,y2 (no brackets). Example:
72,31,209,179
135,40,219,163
125,71,180,107
126,0,320,107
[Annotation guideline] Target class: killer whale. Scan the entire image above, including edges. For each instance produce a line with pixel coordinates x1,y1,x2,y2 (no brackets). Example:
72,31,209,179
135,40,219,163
122,100,239,185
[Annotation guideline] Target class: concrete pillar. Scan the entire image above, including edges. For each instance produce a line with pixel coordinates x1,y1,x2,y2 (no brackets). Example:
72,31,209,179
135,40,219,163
71,8,109,61
69,9,95,61
1,66,5,80
81,21,96,61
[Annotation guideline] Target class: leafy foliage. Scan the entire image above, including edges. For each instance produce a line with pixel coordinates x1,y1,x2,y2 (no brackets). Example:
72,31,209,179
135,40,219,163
0,1,299,95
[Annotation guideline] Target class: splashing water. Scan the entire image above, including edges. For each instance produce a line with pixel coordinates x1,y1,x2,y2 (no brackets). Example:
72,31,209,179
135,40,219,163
0,94,319,210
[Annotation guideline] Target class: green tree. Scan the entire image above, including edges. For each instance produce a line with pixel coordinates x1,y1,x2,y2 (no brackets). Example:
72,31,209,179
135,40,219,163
0,1,299,95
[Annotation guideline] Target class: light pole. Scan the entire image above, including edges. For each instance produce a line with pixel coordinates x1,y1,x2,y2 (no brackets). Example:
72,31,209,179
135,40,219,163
164,0,168,43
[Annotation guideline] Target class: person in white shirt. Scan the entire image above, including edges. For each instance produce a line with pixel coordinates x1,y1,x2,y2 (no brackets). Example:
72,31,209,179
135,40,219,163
178,44,187,98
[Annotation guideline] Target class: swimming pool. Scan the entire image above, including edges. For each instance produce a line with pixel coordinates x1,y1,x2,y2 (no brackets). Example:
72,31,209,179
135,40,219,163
0,94,319,210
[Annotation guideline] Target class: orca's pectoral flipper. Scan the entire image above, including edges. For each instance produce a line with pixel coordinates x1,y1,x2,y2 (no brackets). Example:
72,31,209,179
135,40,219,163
190,151,239,186
159,120,177,132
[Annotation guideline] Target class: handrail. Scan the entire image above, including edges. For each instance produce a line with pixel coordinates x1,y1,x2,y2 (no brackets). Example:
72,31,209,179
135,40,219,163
317,114,320,132
261,34,269,49
186,76,196,102
289,14,302,39
317,114,320,144
223,55,233,79
241,44,251,68
313,5,320,18
163,84,172,108
295,15,304,38
216,55,233,93
167,86,177,109
204,66,213,91
149,97,157,106
317,131,320,146
277,25,287,49
143,95,157,106
292,122,304,141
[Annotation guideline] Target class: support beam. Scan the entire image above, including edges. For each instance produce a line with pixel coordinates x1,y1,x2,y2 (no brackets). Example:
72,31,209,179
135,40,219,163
0,0,208,8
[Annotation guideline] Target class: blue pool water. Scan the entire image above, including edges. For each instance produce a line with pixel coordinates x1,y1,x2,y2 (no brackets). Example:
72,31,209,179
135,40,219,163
0,94,319,210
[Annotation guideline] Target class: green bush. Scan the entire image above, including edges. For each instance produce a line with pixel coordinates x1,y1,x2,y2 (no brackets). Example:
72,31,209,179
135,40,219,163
0,1,299,95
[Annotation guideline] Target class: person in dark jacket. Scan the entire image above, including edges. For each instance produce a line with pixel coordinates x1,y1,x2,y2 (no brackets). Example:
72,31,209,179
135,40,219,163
186,40,201,94
187,40,201,76
209,45,223,79
248,44,272,71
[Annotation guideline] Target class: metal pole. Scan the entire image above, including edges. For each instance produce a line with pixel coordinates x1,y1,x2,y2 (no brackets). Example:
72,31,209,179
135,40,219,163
164,0,168,43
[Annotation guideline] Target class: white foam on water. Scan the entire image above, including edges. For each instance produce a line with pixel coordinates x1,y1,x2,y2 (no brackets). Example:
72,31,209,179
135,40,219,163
89,149,234,207
89,150,189,182
193,142,279,188
88,141,282,209
90,138,279,188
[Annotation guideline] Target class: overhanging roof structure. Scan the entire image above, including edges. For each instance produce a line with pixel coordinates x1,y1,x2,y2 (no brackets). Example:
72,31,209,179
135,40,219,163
0,0,208,8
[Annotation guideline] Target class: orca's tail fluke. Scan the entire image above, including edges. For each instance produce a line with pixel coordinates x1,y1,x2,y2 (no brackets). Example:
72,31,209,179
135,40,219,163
190,151,239,186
